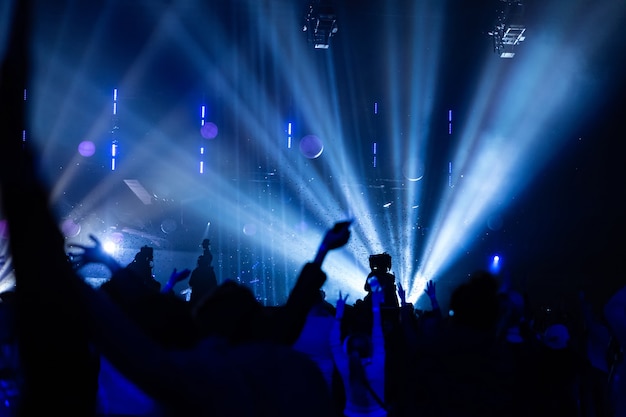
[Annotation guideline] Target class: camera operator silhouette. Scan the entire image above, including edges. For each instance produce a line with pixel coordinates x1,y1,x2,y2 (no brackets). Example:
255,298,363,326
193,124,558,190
124,246,161,292
364,253,399,310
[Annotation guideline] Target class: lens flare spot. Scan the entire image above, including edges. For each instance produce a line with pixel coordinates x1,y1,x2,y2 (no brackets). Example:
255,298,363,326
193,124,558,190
243,223,257,236
201,122,219,139
402,157,425,182
78,140,96,157
60,218,81,238
299,134,324,159
110,232,124,244
160,218,177,234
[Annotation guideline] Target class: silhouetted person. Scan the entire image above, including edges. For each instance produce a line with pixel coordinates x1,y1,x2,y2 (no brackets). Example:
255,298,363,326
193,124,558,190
332,287,388,417
292,289,337,394
126,246,161,292
364,253,398,310
426,270,516,417
98,246,162,311
189,239,218,309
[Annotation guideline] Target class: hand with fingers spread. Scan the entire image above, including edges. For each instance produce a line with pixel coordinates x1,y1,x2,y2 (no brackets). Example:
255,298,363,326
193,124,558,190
67,234,122,274
424,280,436,298
424,280,439,310
335,291,349,320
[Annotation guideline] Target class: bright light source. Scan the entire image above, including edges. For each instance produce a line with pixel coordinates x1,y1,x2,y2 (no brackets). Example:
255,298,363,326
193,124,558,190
490,254,502,274
103,241,117,254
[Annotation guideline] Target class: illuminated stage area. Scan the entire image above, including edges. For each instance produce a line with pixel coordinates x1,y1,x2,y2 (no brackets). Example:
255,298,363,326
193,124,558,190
1,0,625,309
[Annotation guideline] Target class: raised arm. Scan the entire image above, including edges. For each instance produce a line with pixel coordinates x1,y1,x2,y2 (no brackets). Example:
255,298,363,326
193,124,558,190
397,282,419,350
273,220,352,345
330,291,349,357
67,234,123,275
313,220,352,267
161,268,191,294
369,278,385,357
424,280,440,312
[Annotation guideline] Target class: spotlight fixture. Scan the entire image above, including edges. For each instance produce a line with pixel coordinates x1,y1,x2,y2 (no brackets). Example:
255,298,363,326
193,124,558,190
489,0,526,58
489,254,502,274
302,1,338,49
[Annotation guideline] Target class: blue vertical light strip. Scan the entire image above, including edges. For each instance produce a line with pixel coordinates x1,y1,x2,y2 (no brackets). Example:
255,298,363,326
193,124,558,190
287,122,292,149
373,142,377,168
111,88,119,171
200,104,206,174
448,109,452,187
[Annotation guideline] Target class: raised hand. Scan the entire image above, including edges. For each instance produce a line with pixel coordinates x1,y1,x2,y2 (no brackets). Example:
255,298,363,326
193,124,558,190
170,268,191,284
67,234,121,273
313,220,353,266
161,268,191,294
335,291,349,320
424,280,436,299
397,282,407,306
323,220,352,250
424,280,439,310
67,234,102,267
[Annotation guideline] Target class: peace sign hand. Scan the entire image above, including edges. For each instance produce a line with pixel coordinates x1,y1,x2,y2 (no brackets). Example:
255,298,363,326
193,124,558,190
336,291,349,320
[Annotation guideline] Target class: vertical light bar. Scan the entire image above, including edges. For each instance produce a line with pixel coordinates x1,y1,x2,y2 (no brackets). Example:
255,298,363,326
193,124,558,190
111,143,117,171
111,88,119,171
372,142,377,168
287,122,292,149
113,88,118,115
111,141,118,171
199,104,206,173
199,146,205,174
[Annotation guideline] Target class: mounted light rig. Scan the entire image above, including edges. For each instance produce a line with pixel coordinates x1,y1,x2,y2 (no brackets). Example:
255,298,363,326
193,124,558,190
489,0,526,58
302,1,338,49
